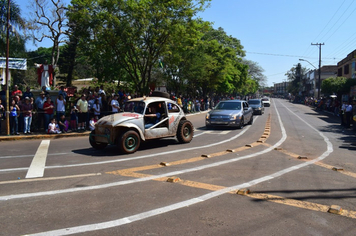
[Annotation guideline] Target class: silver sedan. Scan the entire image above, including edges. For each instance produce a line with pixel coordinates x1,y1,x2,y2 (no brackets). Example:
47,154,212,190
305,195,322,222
205,100,253,129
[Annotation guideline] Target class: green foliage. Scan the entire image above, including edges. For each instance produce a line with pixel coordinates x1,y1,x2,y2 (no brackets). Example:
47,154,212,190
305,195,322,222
67,0,212,95
322,77,356,96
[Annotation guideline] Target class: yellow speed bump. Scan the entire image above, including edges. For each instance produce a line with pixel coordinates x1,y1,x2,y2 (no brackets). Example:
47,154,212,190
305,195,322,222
328,205,343,215
332,167,344,171
167,177,181,183
237,188,250,195
201,154,211,158
160,162,171,166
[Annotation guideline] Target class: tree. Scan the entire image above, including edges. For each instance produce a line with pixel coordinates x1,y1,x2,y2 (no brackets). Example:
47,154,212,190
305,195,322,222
285,63,308,96
322,77,356,97
27,0,68,79
0,0,26,57
242,59,267,87
68,0,211,95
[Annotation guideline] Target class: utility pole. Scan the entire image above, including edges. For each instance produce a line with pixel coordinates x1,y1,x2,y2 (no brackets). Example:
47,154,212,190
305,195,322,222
311,43,324,99
5,0,10,135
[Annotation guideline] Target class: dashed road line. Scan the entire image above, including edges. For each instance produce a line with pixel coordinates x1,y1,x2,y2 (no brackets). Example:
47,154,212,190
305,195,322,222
25,140,50,179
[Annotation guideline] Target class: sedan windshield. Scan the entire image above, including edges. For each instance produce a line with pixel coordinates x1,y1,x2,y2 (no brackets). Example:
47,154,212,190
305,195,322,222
215,102,241,110
248,100,261,105
123,101,145,114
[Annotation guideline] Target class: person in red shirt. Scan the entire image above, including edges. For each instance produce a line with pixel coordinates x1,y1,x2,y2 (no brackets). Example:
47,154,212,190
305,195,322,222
11,85,23,98
43,97,55,133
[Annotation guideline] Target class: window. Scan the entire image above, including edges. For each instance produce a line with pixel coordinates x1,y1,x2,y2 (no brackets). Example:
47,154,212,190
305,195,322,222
344,64,349,74
338,68,342,76
167,103,180,113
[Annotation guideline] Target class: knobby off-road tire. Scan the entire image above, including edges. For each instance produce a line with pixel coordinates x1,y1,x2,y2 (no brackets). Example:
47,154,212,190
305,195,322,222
118,130,141,154
89,131,108,150
177,120,194,143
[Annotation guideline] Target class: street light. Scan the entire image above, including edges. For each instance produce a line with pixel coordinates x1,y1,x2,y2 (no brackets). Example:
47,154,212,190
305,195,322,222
299,59,317,69
299,58,319,98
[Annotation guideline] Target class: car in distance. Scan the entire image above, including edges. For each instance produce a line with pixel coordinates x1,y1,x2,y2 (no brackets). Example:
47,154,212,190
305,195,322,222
247,99,264,115
205,100,253,129
261,97,271,107
89,95,194,154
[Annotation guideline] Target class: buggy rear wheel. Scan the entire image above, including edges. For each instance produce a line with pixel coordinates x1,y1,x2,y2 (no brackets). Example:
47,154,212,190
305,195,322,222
177,120,194,143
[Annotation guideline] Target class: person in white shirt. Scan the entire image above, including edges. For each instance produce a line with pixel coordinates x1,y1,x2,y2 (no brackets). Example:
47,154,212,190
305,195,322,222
98,85,106,96
56,94,66,121
111,94,120,113
48,118,61,134
345,101,353,128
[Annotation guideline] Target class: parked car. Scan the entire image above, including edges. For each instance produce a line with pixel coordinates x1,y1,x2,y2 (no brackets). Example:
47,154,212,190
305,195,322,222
205,100,253,128
262,97,271,107
89,95,194,154
248,99,264,115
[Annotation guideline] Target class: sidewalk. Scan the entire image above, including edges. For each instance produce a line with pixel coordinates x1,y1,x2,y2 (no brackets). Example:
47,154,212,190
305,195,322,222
0,130,90,142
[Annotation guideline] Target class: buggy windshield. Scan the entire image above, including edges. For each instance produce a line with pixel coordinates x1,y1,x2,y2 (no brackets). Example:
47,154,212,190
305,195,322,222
123,101,145,114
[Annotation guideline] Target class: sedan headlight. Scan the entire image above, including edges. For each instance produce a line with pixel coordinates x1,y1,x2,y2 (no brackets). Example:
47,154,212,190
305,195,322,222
230,114,240,120
206,113,210,119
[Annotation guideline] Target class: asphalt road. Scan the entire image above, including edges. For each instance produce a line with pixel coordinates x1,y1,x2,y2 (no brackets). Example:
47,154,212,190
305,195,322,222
1,98,356,236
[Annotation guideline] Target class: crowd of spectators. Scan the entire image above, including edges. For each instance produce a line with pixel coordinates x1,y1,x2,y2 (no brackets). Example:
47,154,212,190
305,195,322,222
291,95,356,131
0,85,234,135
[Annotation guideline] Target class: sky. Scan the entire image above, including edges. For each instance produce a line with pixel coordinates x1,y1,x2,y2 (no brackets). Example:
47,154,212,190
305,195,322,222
16,0,356,87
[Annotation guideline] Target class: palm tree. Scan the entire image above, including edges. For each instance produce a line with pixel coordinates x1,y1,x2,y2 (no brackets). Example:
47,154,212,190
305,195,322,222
0,0,26,56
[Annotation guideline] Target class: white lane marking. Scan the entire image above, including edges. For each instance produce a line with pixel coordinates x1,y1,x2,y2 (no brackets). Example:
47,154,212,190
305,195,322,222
25,99,334,236
0,173,102,185
25,140,50,179
0,153,67,159
0,117,259,173
203,130,231,135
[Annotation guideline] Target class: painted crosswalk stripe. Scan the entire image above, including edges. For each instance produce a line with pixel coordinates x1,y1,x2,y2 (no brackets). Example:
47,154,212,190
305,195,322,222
25,140,50,179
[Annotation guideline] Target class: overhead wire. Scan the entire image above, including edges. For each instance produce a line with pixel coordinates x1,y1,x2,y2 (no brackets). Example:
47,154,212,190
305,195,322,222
302,0,347,58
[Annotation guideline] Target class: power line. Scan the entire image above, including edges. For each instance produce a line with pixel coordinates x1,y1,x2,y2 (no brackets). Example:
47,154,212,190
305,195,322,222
247,51,337,60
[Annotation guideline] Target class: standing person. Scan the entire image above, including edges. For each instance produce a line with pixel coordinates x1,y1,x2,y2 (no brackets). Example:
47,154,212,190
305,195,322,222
23,87,34,99
35,91,47,131
56,94,66,121
9,100,20,135
76,94,89,131
43,97,55,132
340,101,346,126
17,96,25,132
22,97,33,134
70,102,78,132
0,86,6,105
100,93,109,117
345,101,353,128
58,86,67,100
111,94,120,113
41,86,50,96
352,98,356,131
11,85,23,98
93,98,101,118
98,85,106,96
0,99,4,134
